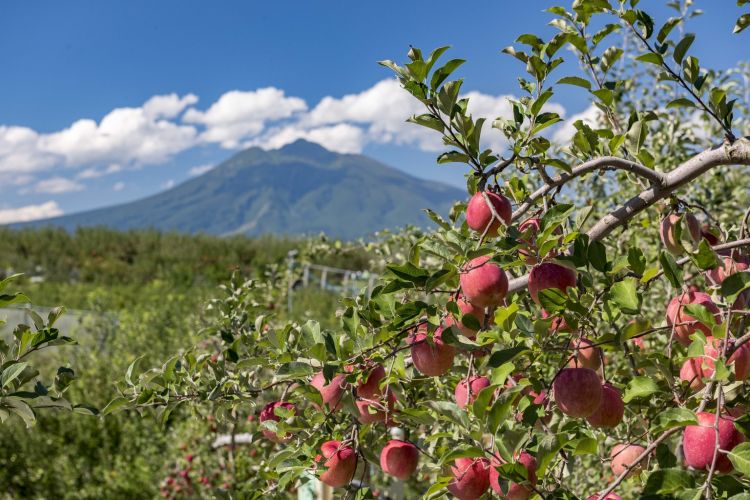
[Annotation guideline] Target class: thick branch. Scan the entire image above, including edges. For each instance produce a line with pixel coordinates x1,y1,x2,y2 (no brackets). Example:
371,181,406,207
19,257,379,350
508,138,750,293
587,139,750,241
511,156,667,222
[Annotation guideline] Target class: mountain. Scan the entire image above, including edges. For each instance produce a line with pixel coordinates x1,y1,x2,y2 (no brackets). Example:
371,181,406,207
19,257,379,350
13,140,464,240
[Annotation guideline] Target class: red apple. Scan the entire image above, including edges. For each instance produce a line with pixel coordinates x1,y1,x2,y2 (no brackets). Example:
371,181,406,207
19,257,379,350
680,357,706,391
666,291,721,346
729,342,750,380
528,262,577,304
489,451,537,500
356,390,396,425
259,401,296,443
567,338,602,370
444,298,486,337
455,376,491,409
610,443,646,477
683,412,744,473
691,336,748,382
460,255,508,308
317,440,357,487
586,383,624,428
407,325,455,376
553,368,602,418
706,256,749,286
541,309,570,333
380,440,419,480
466,191,512,237
448,457,491,500
356,364,386,400
311,372,348,412
660,212,701,255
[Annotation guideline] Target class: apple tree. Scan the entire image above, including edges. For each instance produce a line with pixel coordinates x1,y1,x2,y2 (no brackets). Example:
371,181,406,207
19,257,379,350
112,1,750,498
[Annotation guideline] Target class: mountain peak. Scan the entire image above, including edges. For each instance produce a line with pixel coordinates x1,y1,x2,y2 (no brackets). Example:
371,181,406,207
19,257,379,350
277,139,337,161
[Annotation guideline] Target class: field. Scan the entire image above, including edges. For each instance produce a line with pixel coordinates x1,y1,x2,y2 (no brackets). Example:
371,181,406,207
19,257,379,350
0,227,377,499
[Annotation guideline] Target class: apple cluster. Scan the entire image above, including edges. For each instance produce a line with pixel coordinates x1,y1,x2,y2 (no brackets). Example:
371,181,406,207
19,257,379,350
256,197,749,498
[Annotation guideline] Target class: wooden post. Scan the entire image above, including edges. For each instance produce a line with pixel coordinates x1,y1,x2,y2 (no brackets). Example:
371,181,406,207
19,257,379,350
320,268,328,290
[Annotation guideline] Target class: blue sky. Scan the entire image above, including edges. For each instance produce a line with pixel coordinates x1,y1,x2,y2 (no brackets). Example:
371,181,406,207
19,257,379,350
0,1,746,223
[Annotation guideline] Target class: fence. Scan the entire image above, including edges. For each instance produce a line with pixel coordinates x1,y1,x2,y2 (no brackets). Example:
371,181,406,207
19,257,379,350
286,252,379,312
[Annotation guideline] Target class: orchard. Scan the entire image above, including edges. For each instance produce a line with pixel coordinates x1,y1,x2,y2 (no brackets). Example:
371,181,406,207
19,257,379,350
5,0,750,499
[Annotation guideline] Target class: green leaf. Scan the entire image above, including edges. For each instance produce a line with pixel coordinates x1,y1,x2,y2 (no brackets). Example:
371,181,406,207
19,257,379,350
0,273,23,292
673,33,695,64
277,362,314,380
636,52,664,65
683,303,718,328
1,362,29,388
438,445,485,465
660,250,683,289
657,17,681,43
386,262,429,286
600,46,623,74
651,408,697,433
5,398,36,427
557,76,591,90
588,240,608,272
690,239,719,270
430,59,465,90
487,346,528,368
728,442,750,475
666,97,696,109
0,292,30,308
623,376,659,403
643,468,695,495
437,151,470,165
627,120,647,153
102,396,131,415
407,114,444,132
610,278,641,314
628,247,646,275
734,412,750,437
720,271,750,302
734,14,750,33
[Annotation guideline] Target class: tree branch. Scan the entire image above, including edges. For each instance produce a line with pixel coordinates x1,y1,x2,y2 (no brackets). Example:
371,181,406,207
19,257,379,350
511,156,667,222
508,138,750,293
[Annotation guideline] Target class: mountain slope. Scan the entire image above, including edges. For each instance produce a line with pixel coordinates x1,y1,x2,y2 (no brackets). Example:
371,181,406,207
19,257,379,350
14,140,464,240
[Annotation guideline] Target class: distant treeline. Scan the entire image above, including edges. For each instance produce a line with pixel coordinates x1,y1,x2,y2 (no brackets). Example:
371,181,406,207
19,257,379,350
0,226,374,287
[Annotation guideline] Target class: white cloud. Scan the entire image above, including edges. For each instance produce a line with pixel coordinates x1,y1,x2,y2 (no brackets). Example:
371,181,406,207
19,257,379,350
32,177,85,194
303,79,439,152
0,173,35,186
251,123,366,154
162,179,175,189
0,126,59,173
0,201,63,224
184,88,307,148
143,93,198,119
552,104,602,144
188,164,215,177
0,94,199,176
40,105,198,167
113,181,125,191
77,163,122,179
